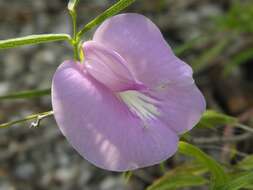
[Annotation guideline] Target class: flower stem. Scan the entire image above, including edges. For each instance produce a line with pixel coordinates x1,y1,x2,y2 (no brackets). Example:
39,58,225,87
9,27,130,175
122,171,132,183
69,8,80,61
0,111,54,128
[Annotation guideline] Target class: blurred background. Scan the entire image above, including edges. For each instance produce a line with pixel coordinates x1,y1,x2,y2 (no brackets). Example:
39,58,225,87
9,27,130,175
0,0,252,189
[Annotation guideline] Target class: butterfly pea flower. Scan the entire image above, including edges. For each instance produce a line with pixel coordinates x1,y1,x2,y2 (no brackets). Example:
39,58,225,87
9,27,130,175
52,13,206,171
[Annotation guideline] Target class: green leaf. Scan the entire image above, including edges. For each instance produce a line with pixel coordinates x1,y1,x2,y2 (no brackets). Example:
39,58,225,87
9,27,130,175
0,111,53,128
192,37,229,72
178,141,229,189
68,0,79,12
147,162,208,190
231,47,253,66
236,155,253,171
244,184,253,189
196,110,237,128
0,34,71,49
174,36,208,56
219,171,253,190
147,174,207,190
224,47,253,75
216,2,253,33
171,162,208,176
0,89,51,100
77,0,136,38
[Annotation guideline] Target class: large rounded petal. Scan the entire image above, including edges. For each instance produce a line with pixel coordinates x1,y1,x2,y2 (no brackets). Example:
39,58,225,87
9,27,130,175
149,83,206,134
51,61,178,171
93,13,193,88
93,13,206,134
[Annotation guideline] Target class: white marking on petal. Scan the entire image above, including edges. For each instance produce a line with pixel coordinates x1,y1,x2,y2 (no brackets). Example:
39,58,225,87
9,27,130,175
119,90,159,122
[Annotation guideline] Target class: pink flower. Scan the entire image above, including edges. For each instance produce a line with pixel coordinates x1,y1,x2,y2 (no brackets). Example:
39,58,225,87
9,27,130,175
52,13,206,171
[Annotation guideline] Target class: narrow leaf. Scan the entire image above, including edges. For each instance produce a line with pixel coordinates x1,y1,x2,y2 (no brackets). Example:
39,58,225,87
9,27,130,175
224,47,253,75
231,47,253,66
219,171,253,190
0,34,71,49
161,162,208,176
68,0,79,12
147,174,207,190
174,36,208,56
196,110,237,128
77,0,136,38
147,162,208,190
178,141,229,189
0,89,51,100
236,155,253,171
192,37,229,72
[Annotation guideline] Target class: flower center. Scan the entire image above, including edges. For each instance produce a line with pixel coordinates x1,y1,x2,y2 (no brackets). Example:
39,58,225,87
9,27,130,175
119,90,160,122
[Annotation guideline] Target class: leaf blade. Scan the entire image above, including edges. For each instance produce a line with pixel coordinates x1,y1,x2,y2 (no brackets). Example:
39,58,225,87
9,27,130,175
147,162,208,190
178,141,229,189
220,171,253,190
0,88,51,100
77,0,136,38
196,110,237,128
0,34,71,49
192,37,229,72
236,155,253,171
147,174,207,190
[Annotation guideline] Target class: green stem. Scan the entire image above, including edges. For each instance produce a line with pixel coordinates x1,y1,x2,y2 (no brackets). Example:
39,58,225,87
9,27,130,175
0,111,54,128
69,9,80,61
159,161,166,173
122,171,132,183
73,39,79,61
71,12,77,40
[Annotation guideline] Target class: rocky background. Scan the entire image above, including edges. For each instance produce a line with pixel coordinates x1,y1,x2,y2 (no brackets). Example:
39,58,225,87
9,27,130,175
0,0,252,190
